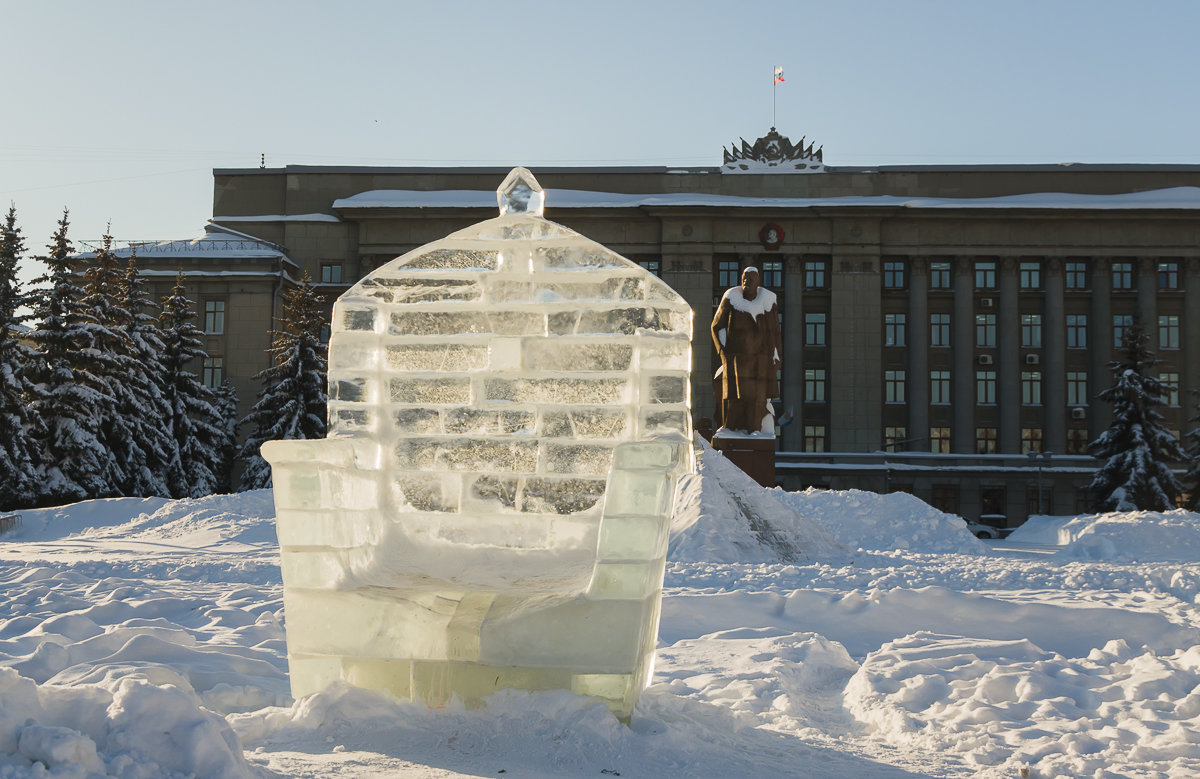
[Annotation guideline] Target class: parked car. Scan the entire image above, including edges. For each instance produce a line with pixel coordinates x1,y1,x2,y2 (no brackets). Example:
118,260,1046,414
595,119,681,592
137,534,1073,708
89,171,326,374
962,518,1001,539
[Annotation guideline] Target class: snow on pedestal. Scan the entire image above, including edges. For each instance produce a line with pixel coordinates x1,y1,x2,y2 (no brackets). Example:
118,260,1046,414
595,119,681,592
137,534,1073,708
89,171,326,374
262,167,694,720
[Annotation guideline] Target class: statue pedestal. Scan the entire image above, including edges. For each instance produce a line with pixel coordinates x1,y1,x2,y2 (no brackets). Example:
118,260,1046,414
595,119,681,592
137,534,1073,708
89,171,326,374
712,433,776,488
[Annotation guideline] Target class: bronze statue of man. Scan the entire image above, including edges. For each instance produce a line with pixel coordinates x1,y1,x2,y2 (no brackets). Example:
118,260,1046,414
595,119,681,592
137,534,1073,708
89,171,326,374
710,266,783,434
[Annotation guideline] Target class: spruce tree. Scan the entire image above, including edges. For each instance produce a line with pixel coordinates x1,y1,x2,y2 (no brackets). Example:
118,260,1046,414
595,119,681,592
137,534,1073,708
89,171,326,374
238,276,327,489
27,211,120,503
1184,390,1200,510
0,204,42,509
214,380,240,494
1088,319,1185,511
159,273,225,498
117,249,174,496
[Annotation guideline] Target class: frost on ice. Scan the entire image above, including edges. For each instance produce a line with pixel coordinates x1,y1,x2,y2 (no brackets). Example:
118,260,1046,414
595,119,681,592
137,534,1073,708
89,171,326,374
262,167,694,720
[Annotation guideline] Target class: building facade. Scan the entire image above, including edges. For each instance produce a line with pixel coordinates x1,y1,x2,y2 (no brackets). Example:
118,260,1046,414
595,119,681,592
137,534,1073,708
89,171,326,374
129,136,1200,525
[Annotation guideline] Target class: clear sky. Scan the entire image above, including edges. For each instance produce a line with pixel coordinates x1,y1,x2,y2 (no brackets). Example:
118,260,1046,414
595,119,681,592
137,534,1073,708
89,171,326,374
3,0,1199,282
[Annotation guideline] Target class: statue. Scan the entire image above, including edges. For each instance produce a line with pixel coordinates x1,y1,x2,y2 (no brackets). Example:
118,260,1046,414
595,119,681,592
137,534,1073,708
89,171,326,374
711,267,782,435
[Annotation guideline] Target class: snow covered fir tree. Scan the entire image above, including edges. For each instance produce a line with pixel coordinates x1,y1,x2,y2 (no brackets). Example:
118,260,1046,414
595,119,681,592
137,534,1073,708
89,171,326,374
237,275,328,489
159,273,232,498
1088,318,1186,511
1185,391,1200,510
0,205,42,509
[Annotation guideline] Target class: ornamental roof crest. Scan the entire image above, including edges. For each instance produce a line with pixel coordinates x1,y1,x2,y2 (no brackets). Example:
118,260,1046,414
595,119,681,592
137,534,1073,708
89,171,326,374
721,127,825,174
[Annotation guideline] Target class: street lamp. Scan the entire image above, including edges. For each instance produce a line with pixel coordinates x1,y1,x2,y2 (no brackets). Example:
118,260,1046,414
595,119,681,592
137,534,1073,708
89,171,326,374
1026,450,1053,515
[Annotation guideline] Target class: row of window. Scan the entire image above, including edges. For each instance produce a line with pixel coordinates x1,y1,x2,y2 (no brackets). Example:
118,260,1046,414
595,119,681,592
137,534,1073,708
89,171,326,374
803,311,1184,349
799,425,1094,456
723,259,1187,293
801,369,1184,407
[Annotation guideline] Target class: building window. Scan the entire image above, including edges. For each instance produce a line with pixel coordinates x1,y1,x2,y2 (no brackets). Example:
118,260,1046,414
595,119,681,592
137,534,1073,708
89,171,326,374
1066,314,1088,349
1021,313,1043,348
1021,428,1043,454
1112,261,1135,291
1113,314,1134,345
1066,261,1088,290
885,313,907,346
884,427,908,450
975,261,997,290
760,260,783,289
203,300,225,334
805,313,827,346
1160,372,1180,406
976,428,998,454
803,425,826,452
1021,371,1042,405
1159,315,1180,349
637,259,661,277
883,260,906,289
804,260,827,290
931,484,958,511
320,263,343,283
1067,428,1090,454
1020,261,1042,290
931,370,951,404
976,370,997,404
885,370,906,403
976,314,996,348
930,427,951,454
1067,372,1089,406
1159,261,1180,290
202,356,224,388
718,260,740,289
930,261,952,289
319,324,331,344
804,368,827,402
931,313,951,347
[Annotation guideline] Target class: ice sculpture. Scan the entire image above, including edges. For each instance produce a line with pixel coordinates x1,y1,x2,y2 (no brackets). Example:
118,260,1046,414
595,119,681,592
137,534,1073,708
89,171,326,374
262,167,694,720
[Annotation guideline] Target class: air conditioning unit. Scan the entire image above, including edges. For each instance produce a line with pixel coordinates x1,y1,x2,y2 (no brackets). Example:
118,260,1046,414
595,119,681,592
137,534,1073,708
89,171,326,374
980,298,995,308
978,354,994,365
1071,407,1087,420
1025,353,1040,365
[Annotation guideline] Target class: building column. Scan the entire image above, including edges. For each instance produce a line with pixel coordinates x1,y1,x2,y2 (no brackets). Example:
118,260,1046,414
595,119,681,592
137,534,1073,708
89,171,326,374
952,257,975,453
1044,258,1067,453
829,252,882,452
998,258,1020,453
1138,257,1158,337
782,254,804,451
907,258,930,451
1090,257,1113,435
1185,258,1200,410
663,253,717,426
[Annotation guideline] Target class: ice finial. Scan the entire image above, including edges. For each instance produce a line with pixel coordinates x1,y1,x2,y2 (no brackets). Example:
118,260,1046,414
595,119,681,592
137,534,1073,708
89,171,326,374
497,166,545,216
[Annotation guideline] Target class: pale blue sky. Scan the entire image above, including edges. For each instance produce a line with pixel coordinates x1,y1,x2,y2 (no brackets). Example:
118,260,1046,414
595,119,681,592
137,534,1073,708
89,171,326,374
2,0,1198,278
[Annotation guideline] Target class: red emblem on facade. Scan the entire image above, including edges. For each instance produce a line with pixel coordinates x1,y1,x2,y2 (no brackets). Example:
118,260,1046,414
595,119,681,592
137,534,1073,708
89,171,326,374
759,223,785,250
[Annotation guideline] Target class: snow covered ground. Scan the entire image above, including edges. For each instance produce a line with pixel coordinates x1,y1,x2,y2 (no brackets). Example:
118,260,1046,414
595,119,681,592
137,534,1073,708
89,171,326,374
3,444,1200,777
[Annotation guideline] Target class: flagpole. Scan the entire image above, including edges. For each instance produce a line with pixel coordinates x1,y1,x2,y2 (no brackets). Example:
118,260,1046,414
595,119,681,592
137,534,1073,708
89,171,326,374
772,66,776,129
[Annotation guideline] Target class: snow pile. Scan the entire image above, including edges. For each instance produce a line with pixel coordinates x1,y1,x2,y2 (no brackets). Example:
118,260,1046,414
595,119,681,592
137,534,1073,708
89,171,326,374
1004,513,1070,544
773,487,988,554
670,443,842,562
1053,509,1200,562
0,668,252,778
846,633,1200,777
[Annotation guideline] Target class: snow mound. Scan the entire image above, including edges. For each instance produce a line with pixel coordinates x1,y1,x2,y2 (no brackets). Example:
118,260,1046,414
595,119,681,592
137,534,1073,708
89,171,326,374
670,442,842,562
1054,509,1200,562
845,632,1200,777
773,488,988,554
0,667,252,778
1004,514,1070,544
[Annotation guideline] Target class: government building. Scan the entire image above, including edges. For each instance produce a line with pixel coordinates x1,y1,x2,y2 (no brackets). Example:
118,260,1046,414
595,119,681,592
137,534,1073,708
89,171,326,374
122,130,1200,527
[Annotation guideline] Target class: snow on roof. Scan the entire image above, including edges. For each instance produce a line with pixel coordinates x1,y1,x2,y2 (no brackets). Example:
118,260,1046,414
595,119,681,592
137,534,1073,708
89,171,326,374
75,224,299,266
332,185,1200,212
212,213,342,223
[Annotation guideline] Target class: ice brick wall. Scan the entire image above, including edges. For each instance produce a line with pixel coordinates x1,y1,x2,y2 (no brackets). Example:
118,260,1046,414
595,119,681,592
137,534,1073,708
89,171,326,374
263,174,693,720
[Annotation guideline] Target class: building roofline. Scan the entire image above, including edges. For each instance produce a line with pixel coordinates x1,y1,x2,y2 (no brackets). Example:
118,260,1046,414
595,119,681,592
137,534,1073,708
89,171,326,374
213,162,1200,176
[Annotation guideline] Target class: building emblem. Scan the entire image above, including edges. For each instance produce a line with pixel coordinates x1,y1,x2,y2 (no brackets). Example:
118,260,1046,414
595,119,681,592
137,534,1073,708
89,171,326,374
758,223,785,250
722,127,824,174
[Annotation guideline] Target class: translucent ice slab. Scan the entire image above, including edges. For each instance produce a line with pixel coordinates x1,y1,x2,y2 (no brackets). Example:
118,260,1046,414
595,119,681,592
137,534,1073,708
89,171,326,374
263,167,693,720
